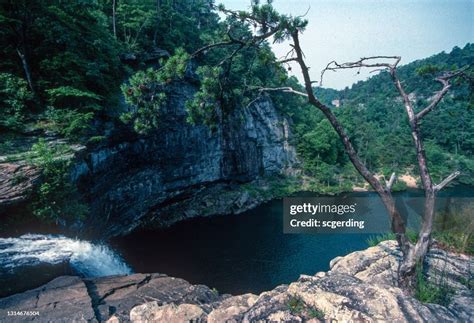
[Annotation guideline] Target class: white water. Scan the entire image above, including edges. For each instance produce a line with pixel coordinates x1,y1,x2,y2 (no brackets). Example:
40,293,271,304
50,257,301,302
0,234,132,277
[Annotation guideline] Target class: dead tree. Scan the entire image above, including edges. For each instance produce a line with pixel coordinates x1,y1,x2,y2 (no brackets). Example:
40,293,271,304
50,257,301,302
210,3,466,284
321,57,464,279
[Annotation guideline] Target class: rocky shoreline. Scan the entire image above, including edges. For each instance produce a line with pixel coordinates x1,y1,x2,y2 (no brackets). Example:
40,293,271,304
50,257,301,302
1,240,472,322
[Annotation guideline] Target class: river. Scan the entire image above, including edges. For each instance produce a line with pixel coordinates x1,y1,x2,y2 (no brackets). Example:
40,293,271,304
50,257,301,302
0,186,472,298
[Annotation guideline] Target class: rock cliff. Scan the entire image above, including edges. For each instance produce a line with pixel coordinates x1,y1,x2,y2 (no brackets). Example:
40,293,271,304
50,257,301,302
0,241,471,322
74,83,297,238
0,82,297,238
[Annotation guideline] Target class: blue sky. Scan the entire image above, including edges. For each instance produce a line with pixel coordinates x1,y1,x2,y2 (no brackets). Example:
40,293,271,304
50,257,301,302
219,0,473,89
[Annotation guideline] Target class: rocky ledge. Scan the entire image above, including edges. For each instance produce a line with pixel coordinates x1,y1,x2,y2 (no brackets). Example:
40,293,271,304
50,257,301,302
0,240,472,322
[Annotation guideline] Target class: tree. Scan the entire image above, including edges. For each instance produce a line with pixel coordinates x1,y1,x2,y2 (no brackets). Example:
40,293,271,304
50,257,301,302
321,57,467,280
207,2,468,285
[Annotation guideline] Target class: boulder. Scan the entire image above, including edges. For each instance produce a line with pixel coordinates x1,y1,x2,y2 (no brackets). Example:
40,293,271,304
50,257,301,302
0,163,40,211
0,276,96,323
130,302,206,322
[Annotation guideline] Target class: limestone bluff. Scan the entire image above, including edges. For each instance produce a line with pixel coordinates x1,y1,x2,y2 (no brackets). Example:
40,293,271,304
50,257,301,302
71,81,296,238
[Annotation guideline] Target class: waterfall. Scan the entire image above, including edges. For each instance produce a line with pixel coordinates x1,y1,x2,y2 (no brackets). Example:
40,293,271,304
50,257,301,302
0,234,132,277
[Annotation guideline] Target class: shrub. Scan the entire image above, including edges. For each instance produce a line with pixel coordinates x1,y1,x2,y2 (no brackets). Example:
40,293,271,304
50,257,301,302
0,73,33,131
44,107,93,140
28,139,88,223
121,48,189,134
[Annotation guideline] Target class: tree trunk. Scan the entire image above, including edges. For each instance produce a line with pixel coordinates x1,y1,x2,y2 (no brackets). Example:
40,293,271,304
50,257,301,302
112,0,117,38
390,70,447,283
290,31,413,258
16,48,35,95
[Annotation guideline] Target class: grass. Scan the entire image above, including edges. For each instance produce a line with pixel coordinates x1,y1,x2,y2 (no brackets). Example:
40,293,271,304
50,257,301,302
458,276,473,290
414,262,454,306
286,295,325,319
307,307,325,320
433,201,474,255
287,296,305,314
366,230,418,247
433,231,474,255
366,232,397,247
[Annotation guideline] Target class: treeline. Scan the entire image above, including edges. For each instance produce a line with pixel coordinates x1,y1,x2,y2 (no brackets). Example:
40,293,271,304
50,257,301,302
0,0,472,193
0,0,292,139
293,44,473,188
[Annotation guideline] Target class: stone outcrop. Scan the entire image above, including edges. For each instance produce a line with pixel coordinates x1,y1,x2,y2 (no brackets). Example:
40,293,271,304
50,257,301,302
0,81,297,237
1,241,471,322
0,273,220,323
72,83,297,238
0,163,40,213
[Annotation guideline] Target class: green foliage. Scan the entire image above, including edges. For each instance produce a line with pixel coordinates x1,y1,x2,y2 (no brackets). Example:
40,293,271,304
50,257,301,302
366,230,418,247
286,295,325,319
415,64,442,76
307,307,325,320
120,49,189,134
242,176,300,200
366,232,397,247
46,86,101,110
186,66,223,127
433,201,474,254
415,262,454,306
0,0,122,137
44,108,94,140
0,73,33,131
114,0,218,53
286,296,305,314
28,139,88,223
88,135,107,144
292,44,473,189
391,179,408,192
120,1,305,129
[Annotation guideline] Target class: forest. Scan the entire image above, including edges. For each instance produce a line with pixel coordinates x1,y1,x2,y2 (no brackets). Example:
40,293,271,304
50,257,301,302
297,44,474,190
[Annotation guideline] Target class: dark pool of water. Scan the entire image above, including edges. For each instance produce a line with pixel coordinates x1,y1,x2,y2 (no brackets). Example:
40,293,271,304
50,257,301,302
0,186,471,298
111,186,473,295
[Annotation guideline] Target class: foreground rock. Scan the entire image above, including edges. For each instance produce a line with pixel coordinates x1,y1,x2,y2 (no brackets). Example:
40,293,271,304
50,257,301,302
0,241,472,322
0,273,220,322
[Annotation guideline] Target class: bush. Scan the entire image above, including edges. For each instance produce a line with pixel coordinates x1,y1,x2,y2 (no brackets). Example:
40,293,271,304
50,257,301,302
28,139,88,223
44,107,93,141
0,73,33,131
121,49,190,134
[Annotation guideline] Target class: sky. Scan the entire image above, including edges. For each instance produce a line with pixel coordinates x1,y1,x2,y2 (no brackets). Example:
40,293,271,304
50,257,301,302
218,0,474,89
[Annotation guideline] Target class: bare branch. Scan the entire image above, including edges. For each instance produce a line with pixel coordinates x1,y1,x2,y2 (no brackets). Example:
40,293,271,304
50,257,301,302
416,68,468,120
277,57,298,64
295,6,311,19
192,40,238,57
320,56,401,86
434,171,461,191
217,43,244,66
386,172,397,191
253,86,308,97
